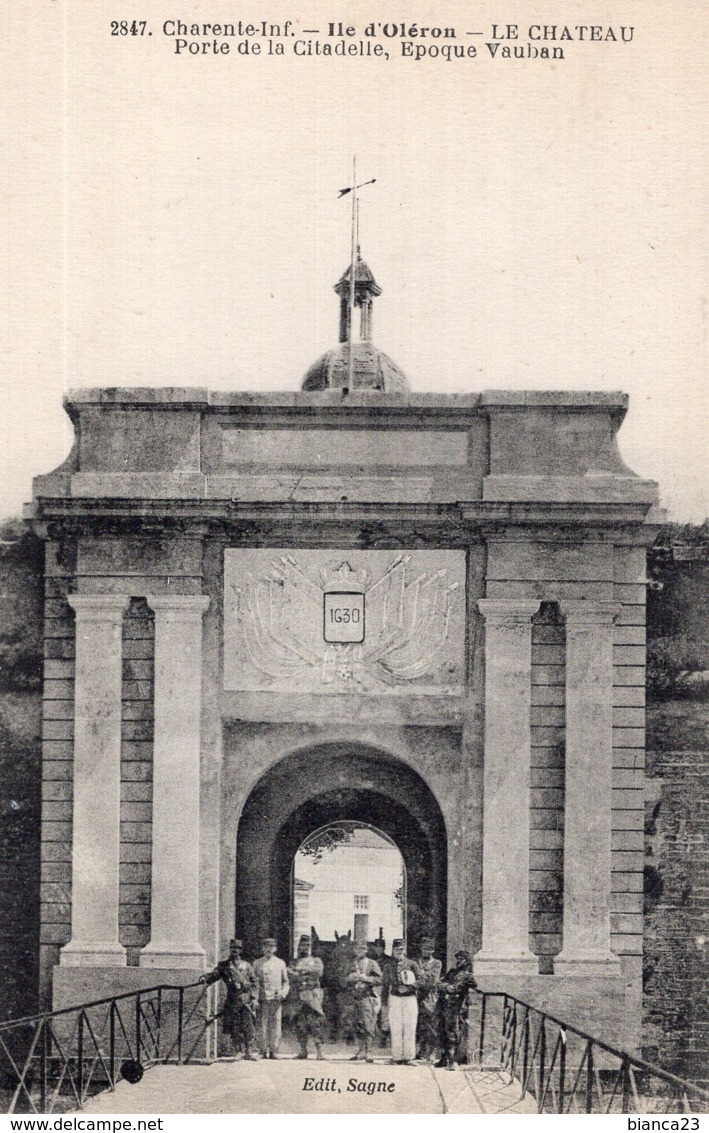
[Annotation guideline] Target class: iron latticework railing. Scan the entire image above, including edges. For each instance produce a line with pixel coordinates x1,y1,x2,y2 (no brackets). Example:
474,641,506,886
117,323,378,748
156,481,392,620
0,983,216,1114
468,990,709,1114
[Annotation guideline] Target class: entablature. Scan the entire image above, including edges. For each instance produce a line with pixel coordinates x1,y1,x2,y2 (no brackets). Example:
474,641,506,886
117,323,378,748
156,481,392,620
32,388,659,523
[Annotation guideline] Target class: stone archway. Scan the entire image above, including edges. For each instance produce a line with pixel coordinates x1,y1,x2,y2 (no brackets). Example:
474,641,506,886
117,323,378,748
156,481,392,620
235,743,447,961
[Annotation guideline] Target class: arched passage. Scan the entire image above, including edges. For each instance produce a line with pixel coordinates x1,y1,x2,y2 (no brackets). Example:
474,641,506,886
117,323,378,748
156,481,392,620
235,743,447,961
293,821,406,952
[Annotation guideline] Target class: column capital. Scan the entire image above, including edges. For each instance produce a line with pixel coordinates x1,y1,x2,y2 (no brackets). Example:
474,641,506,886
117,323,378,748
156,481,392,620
147,595,210,619
559,600,619,626
478,599,541,625
68,594,129,620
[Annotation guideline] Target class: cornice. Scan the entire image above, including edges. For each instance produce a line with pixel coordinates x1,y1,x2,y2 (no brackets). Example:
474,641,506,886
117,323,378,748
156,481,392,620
30,497,658,547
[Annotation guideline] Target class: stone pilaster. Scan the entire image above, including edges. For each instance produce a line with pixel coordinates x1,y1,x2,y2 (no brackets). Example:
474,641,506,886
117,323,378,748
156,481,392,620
556,601,621,975
474,599,540,977
61,594,129,966
140,595,210,969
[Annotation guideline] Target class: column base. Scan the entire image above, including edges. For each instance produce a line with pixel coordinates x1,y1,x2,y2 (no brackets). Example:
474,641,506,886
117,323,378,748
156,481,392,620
139,942,206,969
473,950,539,980
60,941,127,967
554,952,621,977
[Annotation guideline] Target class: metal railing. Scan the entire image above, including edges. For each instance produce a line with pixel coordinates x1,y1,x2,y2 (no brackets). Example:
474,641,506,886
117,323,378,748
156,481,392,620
468,990,709,1114
0,984,215,1114
3,982,707,1114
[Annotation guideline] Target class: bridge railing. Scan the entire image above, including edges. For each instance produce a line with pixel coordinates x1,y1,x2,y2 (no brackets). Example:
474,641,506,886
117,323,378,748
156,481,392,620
467,989,709,1114
3,982,708,1115
0,983,215,1114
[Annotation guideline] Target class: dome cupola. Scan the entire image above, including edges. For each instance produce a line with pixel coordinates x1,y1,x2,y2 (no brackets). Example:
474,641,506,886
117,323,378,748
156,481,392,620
301,252,410,394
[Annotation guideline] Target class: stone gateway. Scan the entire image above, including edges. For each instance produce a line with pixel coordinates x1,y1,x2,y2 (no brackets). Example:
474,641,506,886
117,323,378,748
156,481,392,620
30,255,659,1052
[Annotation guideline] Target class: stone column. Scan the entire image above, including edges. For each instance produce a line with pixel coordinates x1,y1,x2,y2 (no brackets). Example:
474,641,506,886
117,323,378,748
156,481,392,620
140,595,210,968
556,601,621,975
474,599,540,977
61,594,129,966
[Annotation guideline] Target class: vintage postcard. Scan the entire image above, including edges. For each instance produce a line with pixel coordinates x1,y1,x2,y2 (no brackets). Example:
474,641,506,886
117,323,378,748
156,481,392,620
0,0,706,1120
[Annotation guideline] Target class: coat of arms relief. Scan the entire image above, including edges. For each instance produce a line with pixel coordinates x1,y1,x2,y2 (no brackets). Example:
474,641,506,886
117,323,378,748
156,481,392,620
223,550,466,694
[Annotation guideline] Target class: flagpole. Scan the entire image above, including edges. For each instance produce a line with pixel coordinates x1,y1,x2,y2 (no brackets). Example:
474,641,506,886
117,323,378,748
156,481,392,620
347,154,357,394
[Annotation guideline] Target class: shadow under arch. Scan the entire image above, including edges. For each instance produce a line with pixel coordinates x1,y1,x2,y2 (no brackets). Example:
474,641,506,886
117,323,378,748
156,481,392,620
235,742,447,961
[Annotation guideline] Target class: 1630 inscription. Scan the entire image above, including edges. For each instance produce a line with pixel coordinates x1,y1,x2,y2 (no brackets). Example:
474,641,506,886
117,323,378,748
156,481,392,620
223,549,465,695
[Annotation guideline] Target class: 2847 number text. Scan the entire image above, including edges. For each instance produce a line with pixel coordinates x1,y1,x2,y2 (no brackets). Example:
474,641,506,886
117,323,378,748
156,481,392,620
110,21,148,35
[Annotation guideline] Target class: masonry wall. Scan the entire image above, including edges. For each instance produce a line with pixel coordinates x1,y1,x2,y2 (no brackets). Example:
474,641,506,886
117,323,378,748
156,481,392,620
529,602,565,972
39,541,75,1007
611,545,647,1005
642,533,709,1087
644,704,709,1087
0,529,42,1022
119,599,154,964
37,534,200,1001
486,537,647,981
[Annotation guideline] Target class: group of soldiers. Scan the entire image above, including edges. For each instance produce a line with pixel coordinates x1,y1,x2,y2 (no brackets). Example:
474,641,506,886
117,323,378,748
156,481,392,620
200,933,478,1069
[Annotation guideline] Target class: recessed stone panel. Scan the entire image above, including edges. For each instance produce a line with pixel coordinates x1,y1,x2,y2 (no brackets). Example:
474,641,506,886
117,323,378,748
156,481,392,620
224,549,466,695
221,428,468,467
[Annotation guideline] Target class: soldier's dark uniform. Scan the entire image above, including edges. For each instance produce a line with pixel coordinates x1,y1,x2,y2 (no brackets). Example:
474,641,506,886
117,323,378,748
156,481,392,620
288,935,325,1060
199,938,258,1059
368,941,391,1046
416,939,442,1062
436,950,478,1070
327,935,356,1041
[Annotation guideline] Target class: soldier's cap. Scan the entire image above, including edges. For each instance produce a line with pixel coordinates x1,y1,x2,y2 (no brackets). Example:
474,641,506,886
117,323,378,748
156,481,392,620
229,938,243,949
262,937,277,946
392,938,405,948
420,937,435,946
298,934,312,944
455,949,471,961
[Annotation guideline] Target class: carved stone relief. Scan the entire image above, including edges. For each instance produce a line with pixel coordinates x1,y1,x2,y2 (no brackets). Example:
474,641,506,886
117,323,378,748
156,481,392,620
223,549,466,694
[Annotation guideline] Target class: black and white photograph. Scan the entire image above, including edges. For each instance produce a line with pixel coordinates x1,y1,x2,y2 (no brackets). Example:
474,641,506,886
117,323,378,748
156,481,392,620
1,0,707,1119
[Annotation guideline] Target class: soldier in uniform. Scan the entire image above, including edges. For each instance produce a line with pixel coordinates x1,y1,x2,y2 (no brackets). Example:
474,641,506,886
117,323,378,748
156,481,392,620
253,937,290,1059
345,941,382,1063
415,936,442,1062
198,938,258,1059
436,949,478,1070
327,933,356,1042
369,939,390,1046
288,934,325,1060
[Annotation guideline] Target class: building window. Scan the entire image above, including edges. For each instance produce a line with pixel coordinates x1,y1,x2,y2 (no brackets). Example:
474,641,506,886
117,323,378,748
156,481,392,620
354,895,369,910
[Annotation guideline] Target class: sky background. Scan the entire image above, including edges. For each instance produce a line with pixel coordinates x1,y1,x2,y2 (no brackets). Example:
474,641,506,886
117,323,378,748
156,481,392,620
2,0,707,521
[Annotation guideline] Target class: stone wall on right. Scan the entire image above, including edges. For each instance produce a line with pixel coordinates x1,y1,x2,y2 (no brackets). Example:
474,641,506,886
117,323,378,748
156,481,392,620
643,528,709,1088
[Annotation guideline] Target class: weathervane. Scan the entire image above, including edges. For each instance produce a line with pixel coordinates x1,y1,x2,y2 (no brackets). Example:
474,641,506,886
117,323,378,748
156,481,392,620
339,158,376,393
